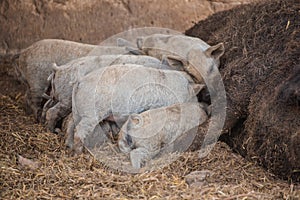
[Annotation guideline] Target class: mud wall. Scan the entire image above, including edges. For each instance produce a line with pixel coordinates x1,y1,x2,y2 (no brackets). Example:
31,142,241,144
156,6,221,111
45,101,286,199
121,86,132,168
0,0,254,55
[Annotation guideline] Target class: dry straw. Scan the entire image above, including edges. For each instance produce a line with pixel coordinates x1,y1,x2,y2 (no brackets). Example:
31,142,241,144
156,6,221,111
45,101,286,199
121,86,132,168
0,90,299,199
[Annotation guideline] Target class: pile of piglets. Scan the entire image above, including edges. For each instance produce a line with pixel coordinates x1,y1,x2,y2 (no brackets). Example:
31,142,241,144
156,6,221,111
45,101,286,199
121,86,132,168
15,34,224,169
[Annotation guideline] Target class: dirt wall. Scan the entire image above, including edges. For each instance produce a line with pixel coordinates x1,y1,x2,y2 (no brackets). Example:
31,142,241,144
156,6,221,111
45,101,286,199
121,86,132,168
0,0,253,55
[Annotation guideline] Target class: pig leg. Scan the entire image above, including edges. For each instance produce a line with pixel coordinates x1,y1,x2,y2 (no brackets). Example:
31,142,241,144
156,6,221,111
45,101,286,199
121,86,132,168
222,100,242,133
41,99,57,124
110,122,120,141
28,88,45,122
24,89,33,115
84,123,110,149
65,116,75,148
129,148,160,169
46,102,71,132
27,90,47,122
73,117,99,154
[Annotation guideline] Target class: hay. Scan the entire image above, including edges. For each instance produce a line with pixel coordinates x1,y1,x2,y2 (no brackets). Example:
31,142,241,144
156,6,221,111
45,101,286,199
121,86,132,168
88,141,183,174
0,63,299,199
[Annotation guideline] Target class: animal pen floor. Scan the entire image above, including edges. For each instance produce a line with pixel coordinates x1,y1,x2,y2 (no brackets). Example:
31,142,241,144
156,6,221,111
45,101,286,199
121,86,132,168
0,62,299,199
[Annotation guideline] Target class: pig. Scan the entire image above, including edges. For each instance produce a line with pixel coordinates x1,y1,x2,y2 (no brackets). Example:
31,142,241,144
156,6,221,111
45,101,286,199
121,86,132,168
70,64,204,153
61,113,120,149
43,54,171,131
15,39,131,121
135,34,225,83
185,0,300,180
118,102,208,169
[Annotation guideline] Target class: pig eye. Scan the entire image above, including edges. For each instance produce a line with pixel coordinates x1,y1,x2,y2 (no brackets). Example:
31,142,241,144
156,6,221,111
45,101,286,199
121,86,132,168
207,64,214,75
125,134,133,147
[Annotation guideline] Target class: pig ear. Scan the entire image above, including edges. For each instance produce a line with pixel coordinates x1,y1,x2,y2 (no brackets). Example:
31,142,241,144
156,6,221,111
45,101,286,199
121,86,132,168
47,72,54,82
117,38,134,47
52,63,60,72
162,55,187,71
192,84,206,95
204,43,225,60
136,37,144,49
125,46,145,55
127,114,143,129
42,93,51,100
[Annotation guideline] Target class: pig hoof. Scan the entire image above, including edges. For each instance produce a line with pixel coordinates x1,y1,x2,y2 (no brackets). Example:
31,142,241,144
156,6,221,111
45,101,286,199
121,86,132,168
73,137,84,155
54,128,63,135
40,117,46,124
65,136,74,149
35,109,43,123
46,122,56,133
65,135,74,149
65,141,73,149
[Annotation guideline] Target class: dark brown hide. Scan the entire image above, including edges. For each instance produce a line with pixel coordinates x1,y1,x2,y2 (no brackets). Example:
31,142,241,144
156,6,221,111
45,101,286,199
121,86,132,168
186,0,300,181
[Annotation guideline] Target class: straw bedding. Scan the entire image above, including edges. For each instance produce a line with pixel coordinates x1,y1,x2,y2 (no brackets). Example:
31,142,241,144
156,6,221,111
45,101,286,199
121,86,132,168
0,61,299,200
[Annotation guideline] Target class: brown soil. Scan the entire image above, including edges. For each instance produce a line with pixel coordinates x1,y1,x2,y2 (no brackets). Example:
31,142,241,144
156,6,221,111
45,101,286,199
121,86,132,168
186,0,300,181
